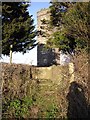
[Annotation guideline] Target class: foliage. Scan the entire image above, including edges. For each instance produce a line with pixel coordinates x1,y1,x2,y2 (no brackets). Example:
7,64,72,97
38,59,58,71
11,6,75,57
2,97,34,118
2,2,36,55
45,104,58,118
47,31,76,53
2,61,88,119
37,103,59,118
63,2,89,51
48,1,90,53
49,1,72,27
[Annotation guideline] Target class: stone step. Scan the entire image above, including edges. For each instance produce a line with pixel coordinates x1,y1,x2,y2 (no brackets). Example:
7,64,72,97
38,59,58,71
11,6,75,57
37,79,62,85
38,84,58,91
37,79,53,82
38,80,57,85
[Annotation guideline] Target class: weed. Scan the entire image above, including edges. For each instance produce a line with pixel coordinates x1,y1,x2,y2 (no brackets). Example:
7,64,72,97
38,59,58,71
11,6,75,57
45,104,58,118
2,96,34,119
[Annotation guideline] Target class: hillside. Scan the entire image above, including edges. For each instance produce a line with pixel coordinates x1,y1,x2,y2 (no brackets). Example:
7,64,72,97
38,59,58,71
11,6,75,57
1,52,89,119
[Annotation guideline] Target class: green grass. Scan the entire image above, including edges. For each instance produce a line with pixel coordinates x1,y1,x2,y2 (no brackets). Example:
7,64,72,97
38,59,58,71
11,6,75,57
2,77,68,119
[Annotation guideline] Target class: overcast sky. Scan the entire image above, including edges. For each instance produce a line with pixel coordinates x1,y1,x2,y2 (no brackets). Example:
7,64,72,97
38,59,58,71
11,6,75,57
0,2,50,65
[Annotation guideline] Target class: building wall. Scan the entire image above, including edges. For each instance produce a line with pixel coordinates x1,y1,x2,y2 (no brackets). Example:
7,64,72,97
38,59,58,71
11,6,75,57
37,44,55,66
37,8,51,44
37,8,60,66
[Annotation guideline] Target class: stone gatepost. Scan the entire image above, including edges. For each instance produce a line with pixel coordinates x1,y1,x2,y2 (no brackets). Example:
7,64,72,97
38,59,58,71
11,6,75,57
69,62,75,83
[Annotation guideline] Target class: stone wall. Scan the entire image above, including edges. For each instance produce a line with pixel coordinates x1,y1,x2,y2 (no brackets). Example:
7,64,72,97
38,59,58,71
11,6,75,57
2,63,69,83
1,61,89,118
37,44,55,66
37,8,60,66
37,8,51,44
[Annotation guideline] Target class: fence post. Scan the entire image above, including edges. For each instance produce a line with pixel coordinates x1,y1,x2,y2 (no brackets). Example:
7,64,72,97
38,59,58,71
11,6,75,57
10,45,13,64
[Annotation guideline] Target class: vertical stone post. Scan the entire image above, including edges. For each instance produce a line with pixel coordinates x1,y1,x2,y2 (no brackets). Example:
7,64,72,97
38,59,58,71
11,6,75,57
69,62,75,83
0,63,2,120
10,45,13,64
0,2,2,119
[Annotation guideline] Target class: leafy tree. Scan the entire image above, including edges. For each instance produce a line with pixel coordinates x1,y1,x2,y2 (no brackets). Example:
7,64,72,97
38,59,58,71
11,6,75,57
47,1,89,53
63,2,89,51
49,0,74,27
47,31,76,53
2,2,36,55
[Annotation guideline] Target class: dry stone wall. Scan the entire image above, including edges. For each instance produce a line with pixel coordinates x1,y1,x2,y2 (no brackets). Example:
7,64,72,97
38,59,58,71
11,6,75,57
37,8,60,66
2,63,69,82
1,58,89,118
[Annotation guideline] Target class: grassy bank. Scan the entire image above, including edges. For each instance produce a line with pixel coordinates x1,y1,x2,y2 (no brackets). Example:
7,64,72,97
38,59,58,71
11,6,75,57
1,55,89,119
